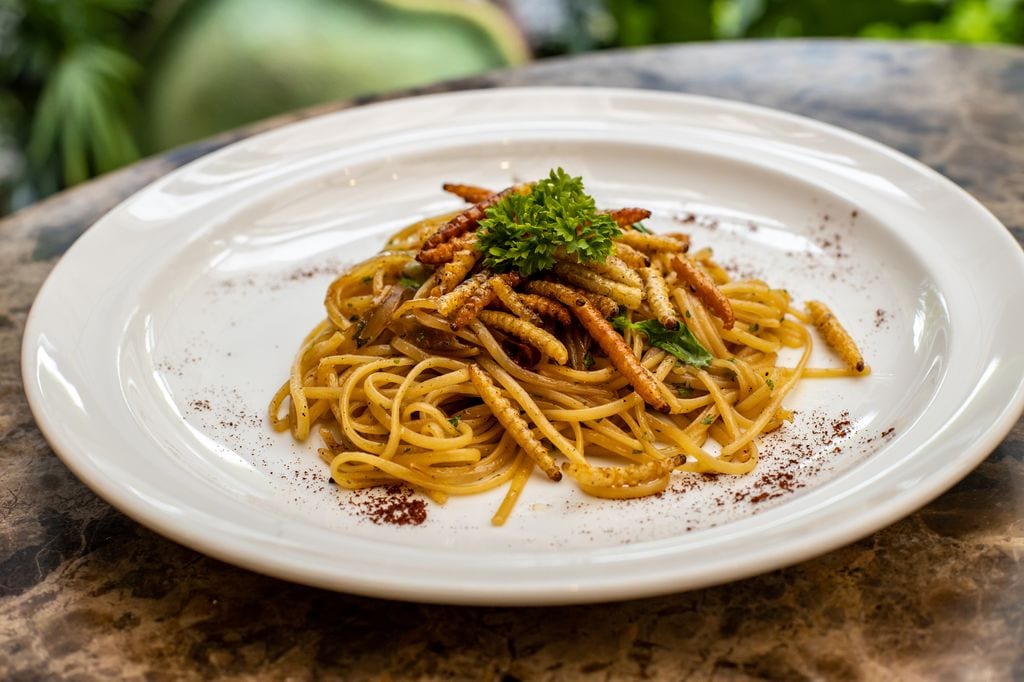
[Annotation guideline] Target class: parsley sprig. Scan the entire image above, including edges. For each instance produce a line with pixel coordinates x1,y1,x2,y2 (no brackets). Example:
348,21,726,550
475,168,621,277
612,316,713,368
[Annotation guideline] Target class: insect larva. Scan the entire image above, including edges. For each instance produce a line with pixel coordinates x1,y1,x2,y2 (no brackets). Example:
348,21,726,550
436,272,487,317
553,261,644,310
604,207,652,228
451,273,521,330
616,231,688,254
805,300,868,373
640,266,679,330
467,363,562,481
670,255,735,329
526,281,669,412
478,310,568,365
563,455,684,488
442,183,495,204
416,184,529,263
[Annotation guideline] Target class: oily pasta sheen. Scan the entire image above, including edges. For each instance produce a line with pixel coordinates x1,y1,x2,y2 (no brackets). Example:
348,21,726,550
270,178,868,526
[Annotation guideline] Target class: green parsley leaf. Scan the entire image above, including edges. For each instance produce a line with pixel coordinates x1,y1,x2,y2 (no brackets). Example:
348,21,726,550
475,168,621,277
701,415,714,425
612,316,712,368
765,378,775,390
582,352,595,369
398,276,424,290
677,385,694,398
448,415,462,429
632,222,653,234
748,323,760,333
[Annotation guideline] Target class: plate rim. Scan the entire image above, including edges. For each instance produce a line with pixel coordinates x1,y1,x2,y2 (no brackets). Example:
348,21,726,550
21,86,1024,605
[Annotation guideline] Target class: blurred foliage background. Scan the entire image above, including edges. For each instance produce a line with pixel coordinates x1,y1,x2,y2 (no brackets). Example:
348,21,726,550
1,0,1022,216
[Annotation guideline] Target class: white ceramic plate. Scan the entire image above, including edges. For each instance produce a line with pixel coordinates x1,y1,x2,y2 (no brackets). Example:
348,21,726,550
23,88,1024,605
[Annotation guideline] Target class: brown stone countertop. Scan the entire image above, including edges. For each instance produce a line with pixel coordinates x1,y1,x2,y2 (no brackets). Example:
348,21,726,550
2,40,1023,680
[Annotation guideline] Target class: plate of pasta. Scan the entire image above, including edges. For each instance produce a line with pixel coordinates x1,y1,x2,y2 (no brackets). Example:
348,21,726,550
22,88,1024,604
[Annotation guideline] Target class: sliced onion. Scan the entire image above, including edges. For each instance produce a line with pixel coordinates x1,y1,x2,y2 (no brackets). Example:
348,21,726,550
357,285,405,347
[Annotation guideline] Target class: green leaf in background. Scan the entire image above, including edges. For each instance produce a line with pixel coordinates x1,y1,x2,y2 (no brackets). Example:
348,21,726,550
2,0,145,202
29,44,140,185
142,0,528,150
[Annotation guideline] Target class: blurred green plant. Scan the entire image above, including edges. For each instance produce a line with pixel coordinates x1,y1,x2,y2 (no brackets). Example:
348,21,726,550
0,0,526,215
604,0,1024,44
2,0,1022,216
1,0,145,206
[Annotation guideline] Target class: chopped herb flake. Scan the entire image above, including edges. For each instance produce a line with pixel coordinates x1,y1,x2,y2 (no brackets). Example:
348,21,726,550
398,276,425,289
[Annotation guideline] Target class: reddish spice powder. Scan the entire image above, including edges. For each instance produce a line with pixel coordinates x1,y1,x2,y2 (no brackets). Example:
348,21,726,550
349,485,427,526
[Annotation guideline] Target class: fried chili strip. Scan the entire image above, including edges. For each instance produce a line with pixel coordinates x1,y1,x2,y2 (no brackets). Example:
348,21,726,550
516,294,572,325
450,272,521,330
805,300,868,373
612,242,651,269
563,455,683,487
552,261,644,309
670,255,735,329
479,311,568,365
416,184,529,264
467,364,562,481
526,281,670,412
617,231,689,254
442,183,495,204
640,266,679,330
604,207,652,228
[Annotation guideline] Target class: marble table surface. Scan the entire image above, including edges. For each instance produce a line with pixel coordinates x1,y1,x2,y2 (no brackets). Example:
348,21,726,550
2,40,1023,680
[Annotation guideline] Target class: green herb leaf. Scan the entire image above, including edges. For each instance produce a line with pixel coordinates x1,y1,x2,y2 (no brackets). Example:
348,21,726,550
398,276,424,290
475,168,621,277
701,415,714,425
612,316,713,368
632,222,653,234
765,378,775,390
582,352,595,369
677,385,694,397
448,415,462,429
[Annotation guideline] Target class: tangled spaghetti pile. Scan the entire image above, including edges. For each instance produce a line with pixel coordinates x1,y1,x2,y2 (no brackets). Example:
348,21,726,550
270,170,868,525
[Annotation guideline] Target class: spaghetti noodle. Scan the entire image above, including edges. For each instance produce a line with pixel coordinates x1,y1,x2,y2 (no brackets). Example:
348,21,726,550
269,171,869,526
